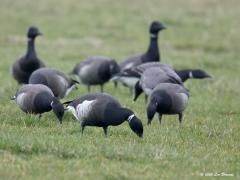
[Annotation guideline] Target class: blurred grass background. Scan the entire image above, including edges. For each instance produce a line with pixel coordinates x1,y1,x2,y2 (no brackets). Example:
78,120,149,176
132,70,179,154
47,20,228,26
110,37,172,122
0,0,239,179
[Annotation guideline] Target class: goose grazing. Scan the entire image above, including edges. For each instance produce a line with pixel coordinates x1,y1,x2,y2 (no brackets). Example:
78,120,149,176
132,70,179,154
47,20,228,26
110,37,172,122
120,21,165,71
133,66,183,102
147,83,189,126
70,56,120,92
66,93,143,137
12,84,64,123
12,26,45,84
175,69,211,82
29,68,78,99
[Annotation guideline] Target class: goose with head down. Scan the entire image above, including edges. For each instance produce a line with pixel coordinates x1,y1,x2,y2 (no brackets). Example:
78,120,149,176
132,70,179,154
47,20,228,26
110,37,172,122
66,93,143,137
13,84,64,123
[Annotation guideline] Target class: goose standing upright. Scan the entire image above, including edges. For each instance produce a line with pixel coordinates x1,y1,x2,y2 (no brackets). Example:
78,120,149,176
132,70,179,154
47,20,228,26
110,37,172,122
12,26,45,84
70,56,120,92
29,68,78,98
66,93,143,137
120,21,165,71
147,83,189,126
13,84,64,123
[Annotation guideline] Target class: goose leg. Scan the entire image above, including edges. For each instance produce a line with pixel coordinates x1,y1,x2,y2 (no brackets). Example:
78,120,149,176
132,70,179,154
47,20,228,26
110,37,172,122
114,81,118,88
103,126,108,137
81,123,85,134
100,85,104,92
145,94,148,104
158,114,162,126
87,85,91,92
178,113,183,126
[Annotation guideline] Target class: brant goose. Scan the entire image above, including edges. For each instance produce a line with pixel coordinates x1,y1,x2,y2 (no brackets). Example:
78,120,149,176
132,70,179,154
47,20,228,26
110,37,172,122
70,56,120,92
147,83,189,126
12,26,45,84
12,84,64,123
65,93,143,137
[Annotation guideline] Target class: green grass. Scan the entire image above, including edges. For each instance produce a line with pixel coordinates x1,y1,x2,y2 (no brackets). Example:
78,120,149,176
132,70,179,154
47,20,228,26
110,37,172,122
0,0,239,179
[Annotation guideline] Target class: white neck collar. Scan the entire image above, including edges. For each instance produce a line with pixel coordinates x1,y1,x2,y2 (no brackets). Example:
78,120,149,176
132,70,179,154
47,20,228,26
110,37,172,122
127,114,135,123
189,71,193,78
150,34,157,38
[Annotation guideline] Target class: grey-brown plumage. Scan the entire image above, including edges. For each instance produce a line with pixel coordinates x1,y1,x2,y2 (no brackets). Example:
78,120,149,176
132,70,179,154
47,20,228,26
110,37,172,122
13,84,64,123
147,83,189,126
11,26,45,84
133,66,183,101
29,68,77,98
66,93,143,137
120,21,166,71
70,56,120,92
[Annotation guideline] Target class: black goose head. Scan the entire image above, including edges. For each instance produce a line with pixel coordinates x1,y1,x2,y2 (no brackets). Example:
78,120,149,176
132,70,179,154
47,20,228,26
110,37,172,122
51,97,64,124
191,69,212,79
133,81,143,101
147,97,158,125
124,110,143,137
27,26,42,39
150,21,166,34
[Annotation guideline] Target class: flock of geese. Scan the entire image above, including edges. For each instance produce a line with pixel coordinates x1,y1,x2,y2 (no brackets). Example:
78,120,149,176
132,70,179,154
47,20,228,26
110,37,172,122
11,21,211,137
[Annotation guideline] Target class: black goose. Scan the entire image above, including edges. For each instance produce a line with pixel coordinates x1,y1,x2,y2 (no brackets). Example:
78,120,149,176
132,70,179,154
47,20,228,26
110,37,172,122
120,21,166,71
29,68,78,99
65,93,143,137
70,56,120,92
147,83,189,126
133,66,183,102
13,84,64,123
12,26,45,84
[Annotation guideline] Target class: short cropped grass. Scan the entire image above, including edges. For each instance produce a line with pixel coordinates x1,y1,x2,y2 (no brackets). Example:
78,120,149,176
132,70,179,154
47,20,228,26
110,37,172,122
0,0,239,179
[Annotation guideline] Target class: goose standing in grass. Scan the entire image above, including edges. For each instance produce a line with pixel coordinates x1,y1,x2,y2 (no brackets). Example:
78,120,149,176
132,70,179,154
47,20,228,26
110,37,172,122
12,26,45,84
29,68,78,99
70,56,120,92
147,83,189,126
65,93,143,137
12,84,64,123
133,66,183,102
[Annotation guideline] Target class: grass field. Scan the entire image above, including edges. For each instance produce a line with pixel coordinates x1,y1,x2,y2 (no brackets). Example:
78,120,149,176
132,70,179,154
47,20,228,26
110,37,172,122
0,0,239,179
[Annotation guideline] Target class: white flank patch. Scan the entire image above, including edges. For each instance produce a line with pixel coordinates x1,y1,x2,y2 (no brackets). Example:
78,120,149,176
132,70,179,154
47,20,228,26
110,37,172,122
75,100,96,120
67,105,79,121
16,93,26,107
124,62,135,70
119,77,139,87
